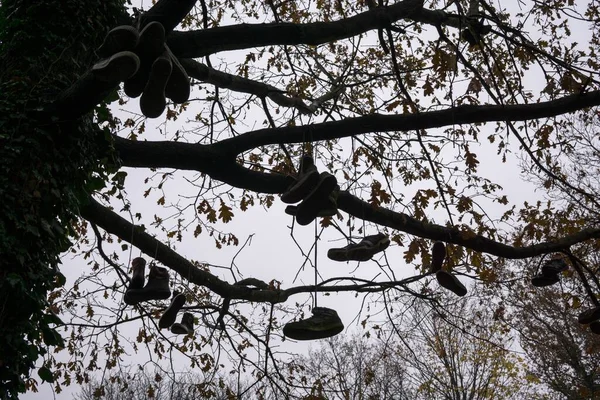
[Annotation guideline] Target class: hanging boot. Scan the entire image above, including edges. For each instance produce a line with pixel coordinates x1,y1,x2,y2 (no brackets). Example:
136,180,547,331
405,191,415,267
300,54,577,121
578,306,600,325
436,270,467,297
124,257,146,305
283,307,344,341
158,291,186,329
171,312,194,335
280,155,320,204
430,241,446,273
164,45,190,104
125,264,171,304
296,172,338,226
140,51,172,118
124,21,166,98
97,25,140,58
327,233,390,262
92,51,140,83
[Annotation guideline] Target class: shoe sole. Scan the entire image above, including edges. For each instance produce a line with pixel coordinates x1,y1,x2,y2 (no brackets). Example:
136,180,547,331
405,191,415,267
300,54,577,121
158,293,186,328
531,274,559,287
170,323,193,335
436,271,467,296
137,22,166,59
281,169,319,204
296,173,337,225
97,25,140,58
164,45,190,103
431,242,446,272
578,307,600,324
124,287,171,304
92,51,140,83
140,56,172,118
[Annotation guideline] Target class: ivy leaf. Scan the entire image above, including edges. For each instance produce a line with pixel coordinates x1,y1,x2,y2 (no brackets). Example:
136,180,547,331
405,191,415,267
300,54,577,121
38,366,54,383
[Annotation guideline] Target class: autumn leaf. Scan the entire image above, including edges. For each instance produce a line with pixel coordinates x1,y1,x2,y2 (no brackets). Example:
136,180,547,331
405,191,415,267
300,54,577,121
218,201,234,223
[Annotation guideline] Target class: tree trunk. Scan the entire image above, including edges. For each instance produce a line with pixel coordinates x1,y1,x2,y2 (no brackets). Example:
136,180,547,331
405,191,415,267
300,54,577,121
0,0,126,396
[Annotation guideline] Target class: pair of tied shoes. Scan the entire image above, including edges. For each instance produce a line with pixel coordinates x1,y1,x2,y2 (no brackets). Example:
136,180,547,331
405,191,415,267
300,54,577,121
158,291,195,335
281,155,338,226
94,22,190,118
124,258,171,305
531,258,569,287
429,241,468,297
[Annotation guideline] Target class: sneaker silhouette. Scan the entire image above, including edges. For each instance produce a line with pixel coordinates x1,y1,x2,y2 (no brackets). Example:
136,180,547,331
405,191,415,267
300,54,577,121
171,312,194,335
125,264,171,305
140,52,172,118
281,155,319,204
97,25,140,58
124,21,166,98
159,291,186,329
283,307,344,341
296,172,338,226
436,270,467,297
578,306,600,325
92,51,140,83
164,45,190,104
327,233,390,262
430,241,446,273
591,320,600,335
531,258,568,288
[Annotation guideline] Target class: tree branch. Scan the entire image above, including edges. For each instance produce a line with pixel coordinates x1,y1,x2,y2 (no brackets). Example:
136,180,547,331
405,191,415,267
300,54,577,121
214,90,600,155
80,196,289,303
180,58,314,114
138,0,197,32
166,0,424,58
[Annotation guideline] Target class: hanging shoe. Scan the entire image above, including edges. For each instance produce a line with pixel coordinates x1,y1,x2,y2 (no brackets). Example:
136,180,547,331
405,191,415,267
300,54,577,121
97,25,140,58
436,270,467,297
124,21,166,98
125,264,171,304
92,51,140,83
171,312,194,335
280,155,320,204
283,307,344,341
296,172,338,226
578,306,600,325
430,241,446,273
591,320,600,335
327,233,390,262
541,258,568,276
164,45,190,104
124,257,146,305
158,291,186,329
531,258,567,288
531,274,560,288
285,187,337,218
140,52,172,118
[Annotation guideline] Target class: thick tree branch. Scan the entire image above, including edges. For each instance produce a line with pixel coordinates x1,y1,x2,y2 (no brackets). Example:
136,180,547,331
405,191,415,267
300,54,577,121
112,137,600,260
80,197,289,303
336,192,600,259
167,0,424,58
113,135,291,193
139,0,197,32
180,58,314,114
214,90,600,155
